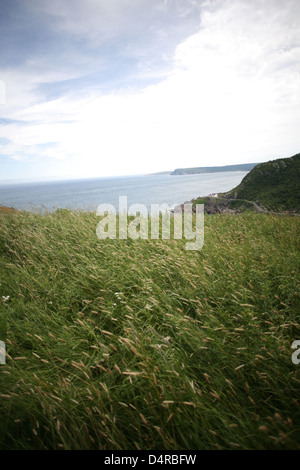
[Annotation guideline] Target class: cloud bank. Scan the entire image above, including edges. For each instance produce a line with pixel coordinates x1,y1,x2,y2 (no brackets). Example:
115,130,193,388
0,0,299,180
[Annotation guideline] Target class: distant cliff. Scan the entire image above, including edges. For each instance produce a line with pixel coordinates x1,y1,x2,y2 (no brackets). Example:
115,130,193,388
171,162,258,175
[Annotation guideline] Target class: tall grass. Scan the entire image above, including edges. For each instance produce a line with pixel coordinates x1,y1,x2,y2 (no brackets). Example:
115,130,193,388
0,210,299,449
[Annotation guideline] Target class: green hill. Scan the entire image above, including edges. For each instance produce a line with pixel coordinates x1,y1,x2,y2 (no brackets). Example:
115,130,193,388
223,153,300,212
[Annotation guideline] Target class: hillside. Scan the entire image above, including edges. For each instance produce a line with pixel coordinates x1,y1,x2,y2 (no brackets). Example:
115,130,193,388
171,163,258,175
222,153,300,212
0,206,16,215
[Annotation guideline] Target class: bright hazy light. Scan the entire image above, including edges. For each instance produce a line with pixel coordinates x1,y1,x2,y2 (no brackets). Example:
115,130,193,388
0,0,299,180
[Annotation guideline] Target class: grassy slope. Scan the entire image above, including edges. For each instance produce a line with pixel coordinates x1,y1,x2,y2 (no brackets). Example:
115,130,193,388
0,207,16,215
223,153,300,211
0,210,300,450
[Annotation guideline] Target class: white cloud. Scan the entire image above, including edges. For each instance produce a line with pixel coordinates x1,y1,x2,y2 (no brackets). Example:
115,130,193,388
28,0,201,61
1,0,300,179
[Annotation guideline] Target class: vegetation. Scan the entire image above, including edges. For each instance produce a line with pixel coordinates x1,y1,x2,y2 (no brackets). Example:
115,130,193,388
223,153,300,211
190,196,258,214
0,209,299,449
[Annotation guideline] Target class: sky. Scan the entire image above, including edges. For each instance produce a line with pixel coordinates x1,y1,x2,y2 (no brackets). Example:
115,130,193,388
0,0,300,181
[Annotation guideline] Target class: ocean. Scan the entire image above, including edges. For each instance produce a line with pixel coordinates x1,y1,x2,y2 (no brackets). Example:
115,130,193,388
0,171,248,212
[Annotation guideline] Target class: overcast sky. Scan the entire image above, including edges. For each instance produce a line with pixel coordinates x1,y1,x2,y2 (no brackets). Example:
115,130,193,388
0,0,299,181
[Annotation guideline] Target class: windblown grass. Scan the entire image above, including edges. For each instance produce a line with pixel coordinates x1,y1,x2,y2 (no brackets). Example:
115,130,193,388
0,210,299,449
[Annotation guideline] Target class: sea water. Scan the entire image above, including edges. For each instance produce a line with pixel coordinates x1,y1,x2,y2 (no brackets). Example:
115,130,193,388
0,171,248,212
